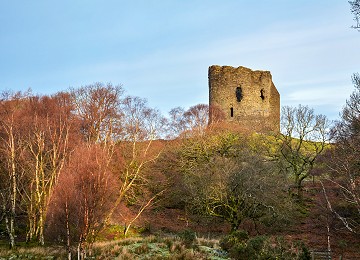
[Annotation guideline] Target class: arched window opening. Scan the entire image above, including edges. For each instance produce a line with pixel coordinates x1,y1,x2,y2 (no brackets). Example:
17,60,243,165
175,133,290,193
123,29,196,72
260,89,265,100
230,107,234,117
236,87,242,102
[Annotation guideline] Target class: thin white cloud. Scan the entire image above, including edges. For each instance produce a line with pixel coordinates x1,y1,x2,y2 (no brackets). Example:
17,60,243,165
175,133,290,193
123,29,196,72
5,1,357,122
285,85,353,105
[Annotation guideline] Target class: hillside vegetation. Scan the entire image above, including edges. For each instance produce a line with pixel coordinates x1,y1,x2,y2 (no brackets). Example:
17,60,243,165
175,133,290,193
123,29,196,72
0,76,359,260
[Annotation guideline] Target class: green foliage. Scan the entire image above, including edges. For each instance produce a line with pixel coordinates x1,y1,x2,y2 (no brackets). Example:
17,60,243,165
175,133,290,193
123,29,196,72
220,232,310,260
90,235,227,259
337,239,348,251
97,224,128,240
0,245,67,259
276,105,330,198
219,230,249,251
179,229,197,247
133,242,151,254
175,131,294,231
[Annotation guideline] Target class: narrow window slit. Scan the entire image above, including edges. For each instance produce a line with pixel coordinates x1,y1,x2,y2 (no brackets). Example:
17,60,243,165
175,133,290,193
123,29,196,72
230,107,234,117
260,89,265,100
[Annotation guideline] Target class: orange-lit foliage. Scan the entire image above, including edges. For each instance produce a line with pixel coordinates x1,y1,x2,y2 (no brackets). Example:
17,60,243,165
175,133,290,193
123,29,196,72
46,145,117,255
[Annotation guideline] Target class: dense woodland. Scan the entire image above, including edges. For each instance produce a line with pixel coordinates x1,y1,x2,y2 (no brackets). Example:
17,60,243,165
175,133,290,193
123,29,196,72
0,75,359,259
0,1,360,259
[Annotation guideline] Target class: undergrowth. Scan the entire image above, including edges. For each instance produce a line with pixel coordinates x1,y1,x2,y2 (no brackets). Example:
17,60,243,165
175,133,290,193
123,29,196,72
0,234,227,260
0,231,313,259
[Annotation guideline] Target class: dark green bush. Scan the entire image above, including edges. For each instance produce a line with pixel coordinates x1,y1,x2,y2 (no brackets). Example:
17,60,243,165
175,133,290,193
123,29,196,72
297,242,311,260
179,229,197,247
220,233,311,260
219,230,249,251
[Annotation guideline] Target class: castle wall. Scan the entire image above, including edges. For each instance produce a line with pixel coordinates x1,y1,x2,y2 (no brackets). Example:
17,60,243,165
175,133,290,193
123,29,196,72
209,65,280,132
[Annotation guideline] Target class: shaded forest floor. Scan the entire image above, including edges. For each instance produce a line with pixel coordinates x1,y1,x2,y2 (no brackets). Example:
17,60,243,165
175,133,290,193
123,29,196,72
121,180,360,259
1,181,360,259
292,181,360,259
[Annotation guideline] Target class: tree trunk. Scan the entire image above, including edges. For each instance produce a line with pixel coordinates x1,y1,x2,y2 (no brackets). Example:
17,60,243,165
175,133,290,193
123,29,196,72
292,174,303,200
3,201,15,249
9,215,15,248
230,216,241,233
296,182,303,200
26,191,36,242
65,200,72,260
9,127,17,248
38,208,44,245
77,243,81,260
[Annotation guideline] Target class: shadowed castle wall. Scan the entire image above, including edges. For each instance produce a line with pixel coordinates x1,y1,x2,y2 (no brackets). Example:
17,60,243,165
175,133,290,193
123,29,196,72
209,65,280,132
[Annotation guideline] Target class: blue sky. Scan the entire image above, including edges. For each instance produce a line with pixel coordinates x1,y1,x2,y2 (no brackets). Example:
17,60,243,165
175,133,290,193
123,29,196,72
0,1,359,121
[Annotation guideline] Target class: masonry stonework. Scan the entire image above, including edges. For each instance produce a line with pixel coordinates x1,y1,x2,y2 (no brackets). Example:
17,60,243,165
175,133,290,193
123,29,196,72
209,65,280,132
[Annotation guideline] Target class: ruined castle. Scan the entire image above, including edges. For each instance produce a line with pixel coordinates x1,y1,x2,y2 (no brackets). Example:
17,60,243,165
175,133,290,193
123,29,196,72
208,65,280,132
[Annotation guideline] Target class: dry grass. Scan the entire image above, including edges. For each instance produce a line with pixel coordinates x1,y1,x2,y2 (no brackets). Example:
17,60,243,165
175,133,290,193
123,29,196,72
0,235,226,259
197,237,219,248
91,235,227,259
0,245,66,259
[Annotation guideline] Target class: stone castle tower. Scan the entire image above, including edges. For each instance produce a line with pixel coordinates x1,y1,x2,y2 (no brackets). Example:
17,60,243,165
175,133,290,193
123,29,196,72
208,65,280,132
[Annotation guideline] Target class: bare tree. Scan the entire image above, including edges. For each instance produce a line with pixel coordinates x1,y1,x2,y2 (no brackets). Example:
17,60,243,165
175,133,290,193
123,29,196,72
0,91,76,247
25,120,69,244
208,104,226,125
0,91,29,248
106,96,166,231
46,145,116,259
319,2,360,234
183,104,209,136
349,0,360,29
166,104,211,139
15,95,73,245
276,105,330,198
167,107,187,139
323,73,360,233
70,82,124,143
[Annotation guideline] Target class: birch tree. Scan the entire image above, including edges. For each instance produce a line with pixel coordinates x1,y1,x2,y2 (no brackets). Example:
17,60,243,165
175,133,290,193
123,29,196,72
324,73,360,233
46,145,116,259
106,96,166,229
19,95,72,245
70,82,124,144
0,91,28,248
167,104,219,139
